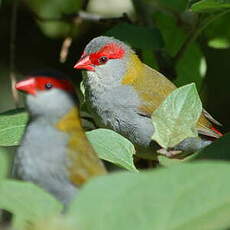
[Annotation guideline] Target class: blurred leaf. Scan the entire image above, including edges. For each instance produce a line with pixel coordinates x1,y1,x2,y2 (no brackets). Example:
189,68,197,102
151,83,202,148
68,162,230,230
105,23,164,50
0,109,28,146
154,13,205,88
143,0,188,11
86,129,138,172
37,21,72,39
158,152,196,167
0,147,10,179
0,180,62,229
154,14,186,56
191,132,230,161
87,0,136,19
25,217,76,230
208,37,230,48
142,49,158,69
154,14,205,89
25,0,81,37
191,0,230,12
204,13,230,49
175,43,206,89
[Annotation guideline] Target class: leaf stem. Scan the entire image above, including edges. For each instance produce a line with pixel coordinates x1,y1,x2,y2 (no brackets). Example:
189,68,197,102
174,9,230,64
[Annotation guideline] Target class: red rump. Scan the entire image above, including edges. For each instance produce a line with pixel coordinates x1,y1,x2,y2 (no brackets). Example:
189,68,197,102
89,43,125,65
211,126,223,137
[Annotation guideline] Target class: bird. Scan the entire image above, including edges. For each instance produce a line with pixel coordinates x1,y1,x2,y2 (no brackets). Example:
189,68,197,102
73,36,222,158
13,71,107,207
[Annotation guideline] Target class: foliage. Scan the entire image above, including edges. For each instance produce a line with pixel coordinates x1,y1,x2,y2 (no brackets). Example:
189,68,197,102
1,0,230,229
151,83,202,148
86,129,138,172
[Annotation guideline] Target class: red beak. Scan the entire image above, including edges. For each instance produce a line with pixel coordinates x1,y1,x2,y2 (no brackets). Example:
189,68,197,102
74,55,95,71
15,78,37,95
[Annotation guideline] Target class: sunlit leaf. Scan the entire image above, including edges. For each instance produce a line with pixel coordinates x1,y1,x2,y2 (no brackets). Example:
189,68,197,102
151,83,202,148
0,109,28,147
87,129,138,172
208,37,230,49
191,0,230,12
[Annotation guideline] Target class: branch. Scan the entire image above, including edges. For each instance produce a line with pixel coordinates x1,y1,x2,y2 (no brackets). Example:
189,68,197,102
9,0,19,108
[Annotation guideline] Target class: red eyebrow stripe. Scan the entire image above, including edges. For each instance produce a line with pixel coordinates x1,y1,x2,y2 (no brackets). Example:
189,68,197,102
89,43,125,65
35,76,75,92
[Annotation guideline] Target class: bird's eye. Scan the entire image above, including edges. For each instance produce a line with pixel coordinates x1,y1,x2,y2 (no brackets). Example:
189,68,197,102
45,83,53,90
98,56,108,64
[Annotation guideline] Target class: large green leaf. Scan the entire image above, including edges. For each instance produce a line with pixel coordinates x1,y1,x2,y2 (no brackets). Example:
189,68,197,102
86,129,138,172
0,109,28,146
0,180,62,229
191,0,230,12
105,23,164,50
151,83,202,148
68,162,230,230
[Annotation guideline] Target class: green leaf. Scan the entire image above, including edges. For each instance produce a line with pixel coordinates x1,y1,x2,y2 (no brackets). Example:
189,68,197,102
86,129,138,172
191,0,230,12
155,14,186,56
208,37,230,49
105,23,164,50
151,83,202,148
204,14,230,49
68,162,230,230
192,132,230,161
0,148,10,179
155,14,205,89
0,180,62,229
143,0,188,12
175,43,206,89
0,109,28,146
158,153,196,167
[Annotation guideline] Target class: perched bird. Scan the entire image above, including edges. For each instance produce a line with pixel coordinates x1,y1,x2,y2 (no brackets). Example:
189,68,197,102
74,36,222,158
13,71,107,207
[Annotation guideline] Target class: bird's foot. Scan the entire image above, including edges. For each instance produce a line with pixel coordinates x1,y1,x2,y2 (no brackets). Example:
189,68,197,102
157,148,183,159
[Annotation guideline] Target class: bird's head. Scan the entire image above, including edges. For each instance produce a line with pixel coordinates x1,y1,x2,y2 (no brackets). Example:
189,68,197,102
16,71,76,118
74,36,138,86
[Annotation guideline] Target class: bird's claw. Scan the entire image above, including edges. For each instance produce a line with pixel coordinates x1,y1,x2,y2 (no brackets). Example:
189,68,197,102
157,148,183,159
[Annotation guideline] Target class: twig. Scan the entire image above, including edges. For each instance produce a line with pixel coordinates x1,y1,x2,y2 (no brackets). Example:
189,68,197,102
59,36,73,63
174,9,230,64
9,0,19,108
